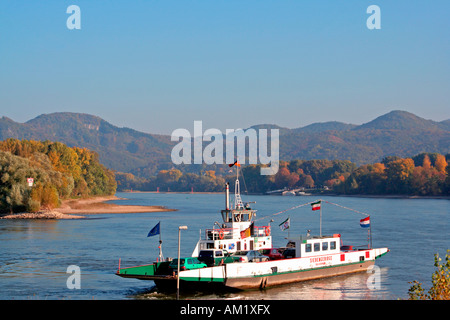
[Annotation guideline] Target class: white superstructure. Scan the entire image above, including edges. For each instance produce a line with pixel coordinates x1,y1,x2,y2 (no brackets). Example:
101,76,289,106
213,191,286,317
192,180,272,256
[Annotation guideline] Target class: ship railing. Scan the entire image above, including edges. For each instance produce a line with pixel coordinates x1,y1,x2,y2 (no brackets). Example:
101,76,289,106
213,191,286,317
205,228,236,240
253,226,271,237
205,225,271,240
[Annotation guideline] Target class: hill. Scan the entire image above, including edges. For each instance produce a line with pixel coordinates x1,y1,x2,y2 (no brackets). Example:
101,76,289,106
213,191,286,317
0,112,175,175
355,110,447,131
0,110,449,177
280,111,449,164
292,121,357,134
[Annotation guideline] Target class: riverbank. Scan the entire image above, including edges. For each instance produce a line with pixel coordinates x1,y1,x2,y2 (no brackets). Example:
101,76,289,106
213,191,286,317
0,195,176,219
123,190,450,200
58,195,176,214
0,210,86,219
318,193,450,200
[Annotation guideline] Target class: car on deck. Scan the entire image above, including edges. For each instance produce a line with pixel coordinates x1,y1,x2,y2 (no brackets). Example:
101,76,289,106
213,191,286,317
259,248,284,260
197,249,240,266
231,250,269,262
169,257,207,272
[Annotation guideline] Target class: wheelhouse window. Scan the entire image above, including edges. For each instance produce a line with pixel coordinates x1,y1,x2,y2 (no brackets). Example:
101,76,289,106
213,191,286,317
322,242,328,251
314,243,320,252
305,244,312,252
330,241,336,250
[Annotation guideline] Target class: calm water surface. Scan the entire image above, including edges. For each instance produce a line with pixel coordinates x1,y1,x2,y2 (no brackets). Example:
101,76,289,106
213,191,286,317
0,192,448,300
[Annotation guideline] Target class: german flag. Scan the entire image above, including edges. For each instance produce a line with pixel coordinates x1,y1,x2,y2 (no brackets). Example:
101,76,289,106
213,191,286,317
228,160,241,167
311,200,321,211
240,222,254,239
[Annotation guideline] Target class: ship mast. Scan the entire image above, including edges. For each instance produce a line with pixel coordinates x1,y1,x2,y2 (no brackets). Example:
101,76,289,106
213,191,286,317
234,162,244,209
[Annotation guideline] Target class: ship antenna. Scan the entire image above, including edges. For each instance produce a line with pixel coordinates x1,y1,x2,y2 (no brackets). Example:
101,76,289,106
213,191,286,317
234,159,244,209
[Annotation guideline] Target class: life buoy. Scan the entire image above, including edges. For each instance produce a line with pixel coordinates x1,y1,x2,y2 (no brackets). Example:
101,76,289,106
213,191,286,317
219,230,225,240
265,226,270,236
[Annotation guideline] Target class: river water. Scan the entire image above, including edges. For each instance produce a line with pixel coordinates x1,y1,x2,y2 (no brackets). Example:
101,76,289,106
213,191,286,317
0,192,448,300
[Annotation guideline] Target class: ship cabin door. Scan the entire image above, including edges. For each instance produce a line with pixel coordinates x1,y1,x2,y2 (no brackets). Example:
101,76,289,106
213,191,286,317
242,240,254,251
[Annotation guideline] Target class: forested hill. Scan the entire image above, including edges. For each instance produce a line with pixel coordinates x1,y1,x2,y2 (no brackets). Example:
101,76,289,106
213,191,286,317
0,110,449,177
0,139,116,213
278,111,450,165
0,112,174,175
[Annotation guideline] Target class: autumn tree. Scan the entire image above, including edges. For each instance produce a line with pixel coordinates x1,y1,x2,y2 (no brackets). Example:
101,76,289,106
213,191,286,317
274,167,299,189
385,158,415,194
422,154,432,170
115,172,147,191
297,173,315,188
204,170,216,179
408,153,447,195
0,139,117,212
47,142,81,180
435,154,448,174
157,169,183,184
0,151,50,213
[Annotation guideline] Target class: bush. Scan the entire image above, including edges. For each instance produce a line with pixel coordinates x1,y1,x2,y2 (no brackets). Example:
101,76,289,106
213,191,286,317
26,198,41,213
408,250,450,300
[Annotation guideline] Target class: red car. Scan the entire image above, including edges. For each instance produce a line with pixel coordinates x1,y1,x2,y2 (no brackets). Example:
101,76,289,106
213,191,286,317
259,248,284,260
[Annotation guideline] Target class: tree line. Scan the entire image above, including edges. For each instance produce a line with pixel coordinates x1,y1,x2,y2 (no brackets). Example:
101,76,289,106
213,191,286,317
2,138,446,213
337,153,449,196
116,153,449,196
0,139,116,213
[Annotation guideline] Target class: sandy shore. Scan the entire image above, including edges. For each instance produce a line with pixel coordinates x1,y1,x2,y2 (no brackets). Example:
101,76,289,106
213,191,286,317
0,195,176,219
58,196,175,214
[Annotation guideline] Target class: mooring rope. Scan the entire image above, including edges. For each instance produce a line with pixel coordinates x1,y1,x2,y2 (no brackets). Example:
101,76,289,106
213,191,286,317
323,200,370,217
254,200,318,222
255,198,370,222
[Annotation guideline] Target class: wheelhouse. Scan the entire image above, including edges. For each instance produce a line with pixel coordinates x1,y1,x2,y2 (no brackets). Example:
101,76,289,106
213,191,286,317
285,234,342,258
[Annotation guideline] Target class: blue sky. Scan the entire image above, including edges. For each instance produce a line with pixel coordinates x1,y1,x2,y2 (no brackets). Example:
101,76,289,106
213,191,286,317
0,1,449,134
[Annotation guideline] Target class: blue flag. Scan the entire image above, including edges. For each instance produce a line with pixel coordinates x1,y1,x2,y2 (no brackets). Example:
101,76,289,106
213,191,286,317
147,222,160,237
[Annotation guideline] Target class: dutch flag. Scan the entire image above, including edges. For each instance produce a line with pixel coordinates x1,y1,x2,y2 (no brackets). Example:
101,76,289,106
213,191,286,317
360,216,370,228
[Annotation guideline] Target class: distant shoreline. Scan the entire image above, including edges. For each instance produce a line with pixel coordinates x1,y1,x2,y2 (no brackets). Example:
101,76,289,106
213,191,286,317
123,190,222,194
0,192,447,220
324,193,450,200
121,190,450,200
0,195,176,220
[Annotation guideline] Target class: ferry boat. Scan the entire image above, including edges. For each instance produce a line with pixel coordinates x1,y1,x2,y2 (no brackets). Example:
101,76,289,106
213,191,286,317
116,167,389,292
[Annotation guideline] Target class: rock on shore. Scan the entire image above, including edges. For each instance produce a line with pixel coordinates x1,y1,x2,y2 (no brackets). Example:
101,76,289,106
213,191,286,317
0,210,85,219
